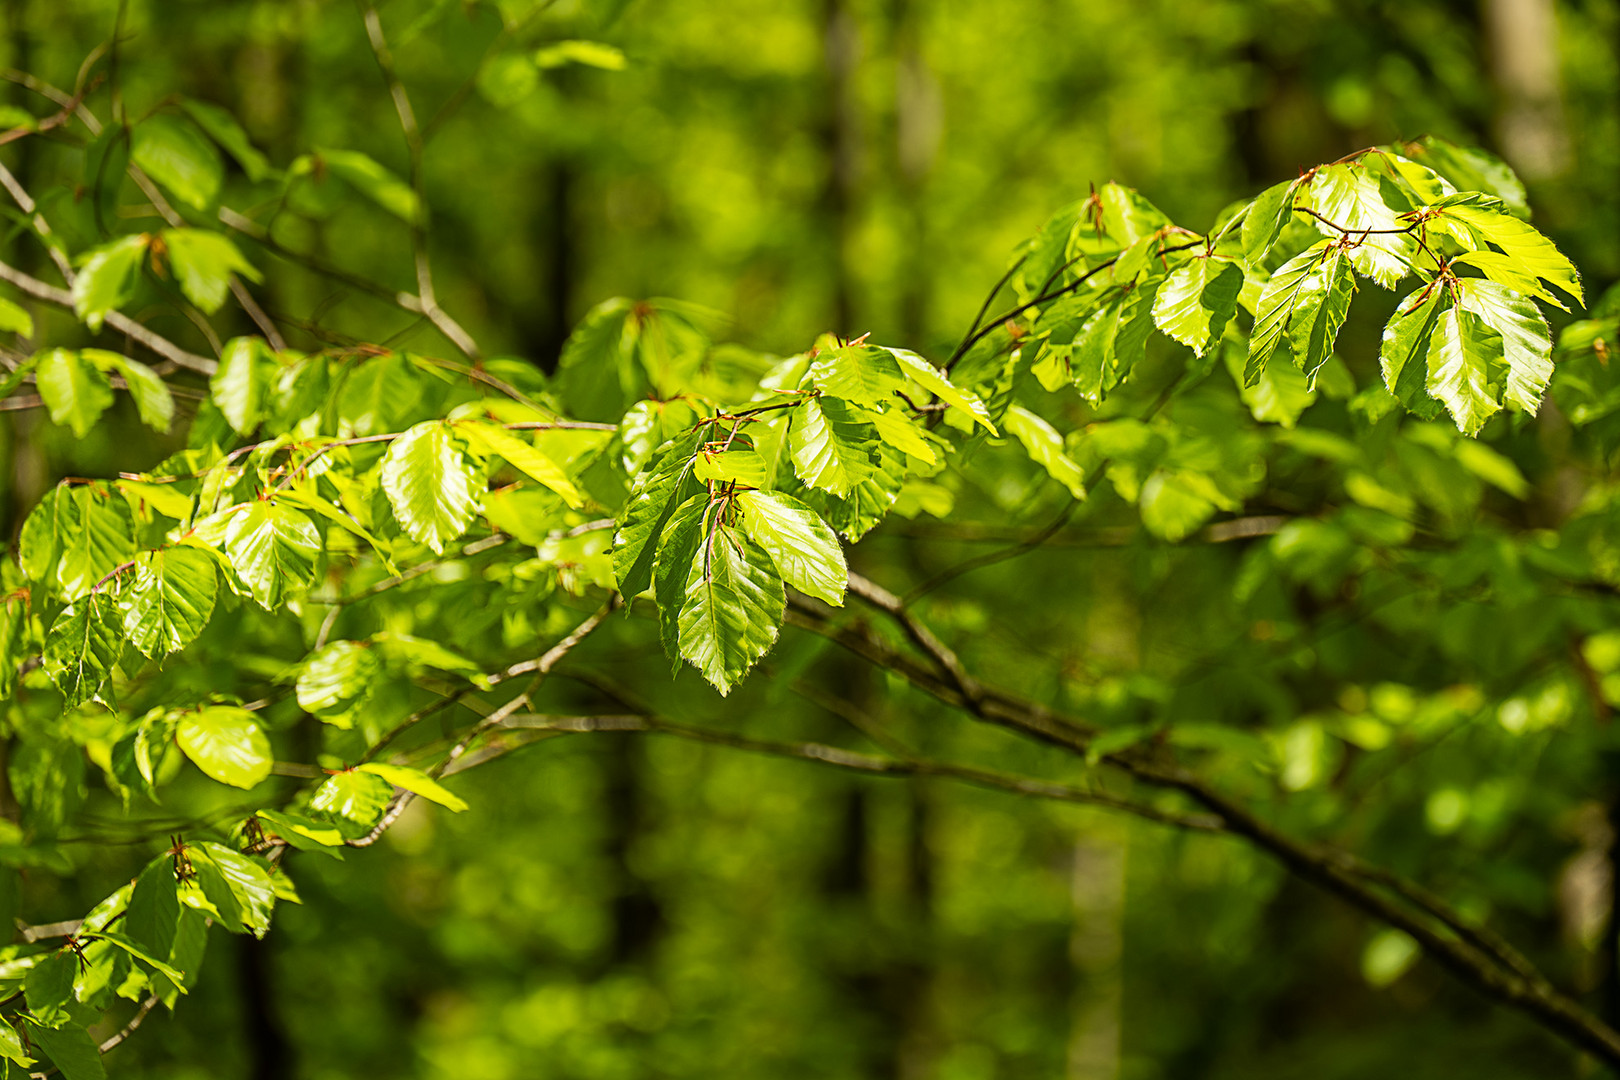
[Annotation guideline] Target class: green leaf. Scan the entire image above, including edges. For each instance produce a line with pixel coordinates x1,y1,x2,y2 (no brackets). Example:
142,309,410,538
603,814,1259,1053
1455,278,1552,414
789,396,877,497
1404,136,1528,217
653,495,708,669
35,349,113,438
71,234,149,330
0,1017,29,1068
1380,285,1446,413
255,809,346,857
370,632,485,681
1241,179,1297,265
176,706,271,789
457,421,583,507
0,295,34,338
890,349,996,432
222,500,320,609
193,842,275,936
24,950,77,1028
613,427,703,598
83,349,174,431
54,486,136,600
1004,405,1087,499
1225,341,1316,428
1247,241,1330,386
860,406,936,465
1285,245,1357,385
735,489,847,605
90,932,187,985
180,98,273,182
132,113,222,210
1097,183,1170,247
534,39,628,70
1140,470,1226,542
125,854,181,961
358,763,469,812
1427,301,1503,436
380,422,482,554
296,640,379,724
677,525,785,695
808,345,906,406
43,595,121,707
310,769,394,827
1304,162,1417,288
312,148,421,224
1449,250,1564,310
210,336,270,434
1433,193,1582,306
25,1021,104,1080
119,546,218,658
1151,256,1243,357
693,447,767,487
160,229,261,314
276,487,397,573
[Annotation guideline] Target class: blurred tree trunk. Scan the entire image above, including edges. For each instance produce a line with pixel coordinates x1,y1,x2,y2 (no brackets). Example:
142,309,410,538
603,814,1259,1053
1483,0,1570,180
1068,827,1126,1080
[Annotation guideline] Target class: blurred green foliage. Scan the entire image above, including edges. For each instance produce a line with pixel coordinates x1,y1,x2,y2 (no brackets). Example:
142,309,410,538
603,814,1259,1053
2,0,1620,1078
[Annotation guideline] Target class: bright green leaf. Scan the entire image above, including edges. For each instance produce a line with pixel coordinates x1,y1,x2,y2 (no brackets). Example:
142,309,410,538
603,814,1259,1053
380,422,482,554
176,706,271,789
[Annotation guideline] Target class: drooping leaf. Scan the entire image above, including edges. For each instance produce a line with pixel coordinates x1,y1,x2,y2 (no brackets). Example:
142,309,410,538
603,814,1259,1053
161,228,261,314
83,349,175,431
35,348,113,438
1285,245,1357,385
1151,256,1243,357
119,546,218,657
789,396,877,497
1454,278,1553,414
1426,301,1503,436
1247,241,1331,385
125,854,181,960
1380,285,1447,412
357,763,469,812
457,421,583,507
221,500,320,609
43,595,121,706
71,234,150,330
1241,179,1298,265
613,426,703,598
210,337,270,435
1225,339,1316,427
653,494,709,669
176,706,272,789
132,114,223,210
380,422,482,554
676,525,785,695
1004,405,1087,499
735,489,847,605
91,932,187,985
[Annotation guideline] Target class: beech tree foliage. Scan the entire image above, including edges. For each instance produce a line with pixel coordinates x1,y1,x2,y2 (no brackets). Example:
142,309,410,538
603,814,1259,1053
1,4,1620,1077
